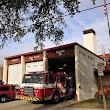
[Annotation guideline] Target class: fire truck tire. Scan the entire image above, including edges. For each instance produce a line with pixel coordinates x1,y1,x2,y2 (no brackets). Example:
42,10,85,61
52,92,60,104
0,96,6,103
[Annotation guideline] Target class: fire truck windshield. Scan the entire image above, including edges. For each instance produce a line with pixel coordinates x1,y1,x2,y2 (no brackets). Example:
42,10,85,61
22,74,44,83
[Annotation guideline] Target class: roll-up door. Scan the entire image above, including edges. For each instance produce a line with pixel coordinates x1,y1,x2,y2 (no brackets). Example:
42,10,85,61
26,61,43,74
8,64,21,84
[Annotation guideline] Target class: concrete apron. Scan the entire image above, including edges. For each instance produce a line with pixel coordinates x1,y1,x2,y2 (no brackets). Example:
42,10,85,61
60,108,109,110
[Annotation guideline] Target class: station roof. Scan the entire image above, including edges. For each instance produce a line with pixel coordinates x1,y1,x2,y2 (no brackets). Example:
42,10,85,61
5,42,103,60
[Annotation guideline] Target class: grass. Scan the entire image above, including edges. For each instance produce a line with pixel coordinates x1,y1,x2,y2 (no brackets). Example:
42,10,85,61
68,98,110,109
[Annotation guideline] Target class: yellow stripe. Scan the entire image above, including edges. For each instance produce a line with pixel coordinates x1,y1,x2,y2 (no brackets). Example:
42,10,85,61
36,98,39,101
23,96,26,99
30,97,33,100
28,97,30,100
16,95,39,101
33,98,36,101
15,96,18,98
21,96,23,99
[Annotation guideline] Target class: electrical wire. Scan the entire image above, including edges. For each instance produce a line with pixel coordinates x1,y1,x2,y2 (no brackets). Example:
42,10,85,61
62,2,110,17
3,2,110,30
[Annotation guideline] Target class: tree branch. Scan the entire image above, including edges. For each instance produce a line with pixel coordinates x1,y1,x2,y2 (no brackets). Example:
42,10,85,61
0,1,8,7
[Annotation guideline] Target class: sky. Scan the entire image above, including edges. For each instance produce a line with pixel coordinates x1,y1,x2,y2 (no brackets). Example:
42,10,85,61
0,0,110,64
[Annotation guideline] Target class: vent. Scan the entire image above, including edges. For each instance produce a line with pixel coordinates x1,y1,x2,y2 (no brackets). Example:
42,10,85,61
24,86,34,96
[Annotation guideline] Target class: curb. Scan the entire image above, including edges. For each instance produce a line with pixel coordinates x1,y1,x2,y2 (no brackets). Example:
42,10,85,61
59,108,110,110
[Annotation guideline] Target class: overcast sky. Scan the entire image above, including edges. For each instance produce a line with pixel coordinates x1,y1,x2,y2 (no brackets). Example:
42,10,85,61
0,0,110,64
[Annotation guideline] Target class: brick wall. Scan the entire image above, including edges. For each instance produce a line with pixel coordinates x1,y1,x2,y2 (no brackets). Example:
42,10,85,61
99,54,110,71
96,75,110,97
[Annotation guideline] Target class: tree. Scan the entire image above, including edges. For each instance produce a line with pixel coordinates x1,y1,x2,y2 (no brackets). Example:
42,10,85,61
0,0,96,48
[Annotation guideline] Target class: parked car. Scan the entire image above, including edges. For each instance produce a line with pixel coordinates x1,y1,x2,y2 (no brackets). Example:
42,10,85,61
0,81,15,103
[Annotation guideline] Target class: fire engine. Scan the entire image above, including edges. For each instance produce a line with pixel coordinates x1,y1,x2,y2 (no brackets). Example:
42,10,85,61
16,71,75,103
0,81,15,103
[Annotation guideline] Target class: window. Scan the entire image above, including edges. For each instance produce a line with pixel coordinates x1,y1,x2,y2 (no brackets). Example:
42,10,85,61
60,76,65,82
22,73,44,83
34,65,37,67
46,74,52,83
107,58,110,64
33,74,44,83
0,87,8,91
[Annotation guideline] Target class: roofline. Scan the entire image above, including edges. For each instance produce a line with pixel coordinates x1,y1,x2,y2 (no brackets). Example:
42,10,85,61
74,43,103,60
83,29,96,35
98,53,110,56
5,42,78,59
5,42,103,60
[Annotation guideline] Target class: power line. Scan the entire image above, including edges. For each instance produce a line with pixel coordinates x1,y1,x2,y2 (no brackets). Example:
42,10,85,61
62,2,110,17
79,2,110,13
4,2,110,30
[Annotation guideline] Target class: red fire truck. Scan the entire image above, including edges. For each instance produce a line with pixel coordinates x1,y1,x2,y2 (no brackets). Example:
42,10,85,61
16,71,75,103
0,82,15,103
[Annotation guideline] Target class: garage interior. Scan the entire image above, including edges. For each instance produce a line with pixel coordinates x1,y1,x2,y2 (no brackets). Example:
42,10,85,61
48,56,75,73
48,55,76,97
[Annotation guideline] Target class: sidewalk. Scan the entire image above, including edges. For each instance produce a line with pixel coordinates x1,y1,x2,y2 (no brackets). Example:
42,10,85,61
60,108,109,110
58,100,110,110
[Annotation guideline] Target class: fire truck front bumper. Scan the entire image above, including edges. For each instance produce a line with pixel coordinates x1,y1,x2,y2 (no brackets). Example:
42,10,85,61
15,95,40,101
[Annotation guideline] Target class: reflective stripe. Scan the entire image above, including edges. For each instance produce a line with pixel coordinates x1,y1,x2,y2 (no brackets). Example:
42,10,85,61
30,97,33,100
15,95,39,101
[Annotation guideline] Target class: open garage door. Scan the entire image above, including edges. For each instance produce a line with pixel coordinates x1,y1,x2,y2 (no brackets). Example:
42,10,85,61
48,56,75,74
48,56,76,98
8,64,21,84
26,61,43,74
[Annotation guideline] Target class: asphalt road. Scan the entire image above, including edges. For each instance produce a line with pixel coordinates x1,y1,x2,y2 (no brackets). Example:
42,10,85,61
0,99,75,110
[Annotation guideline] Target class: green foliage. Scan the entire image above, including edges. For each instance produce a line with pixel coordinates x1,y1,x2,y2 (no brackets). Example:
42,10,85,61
0,0,96,48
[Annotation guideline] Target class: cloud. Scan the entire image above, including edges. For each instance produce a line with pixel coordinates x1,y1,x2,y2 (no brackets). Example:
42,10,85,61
0,0,110,64
63,0,110,55
0,33,36,64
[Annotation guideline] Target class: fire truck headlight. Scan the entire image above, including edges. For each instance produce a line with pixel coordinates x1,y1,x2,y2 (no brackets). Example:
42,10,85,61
34,89,38,92
20,88,24,92
34,93,37,96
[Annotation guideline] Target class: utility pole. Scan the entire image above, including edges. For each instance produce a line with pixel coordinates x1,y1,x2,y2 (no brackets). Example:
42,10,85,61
104,0,110,39
99,76,107,110
97,63,107,110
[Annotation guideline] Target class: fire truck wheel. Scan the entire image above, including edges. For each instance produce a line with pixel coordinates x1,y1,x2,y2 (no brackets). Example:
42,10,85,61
52,92,60,104
0,96,6,103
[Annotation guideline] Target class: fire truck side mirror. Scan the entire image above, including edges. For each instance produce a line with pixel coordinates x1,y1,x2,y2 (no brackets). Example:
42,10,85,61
11,85,15,90
55,76,58,82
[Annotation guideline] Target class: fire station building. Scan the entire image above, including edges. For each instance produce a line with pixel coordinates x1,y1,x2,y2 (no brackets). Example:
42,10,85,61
0,64,3,80
3,29,104,101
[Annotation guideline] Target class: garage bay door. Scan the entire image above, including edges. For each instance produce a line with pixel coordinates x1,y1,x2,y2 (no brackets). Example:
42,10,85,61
8,64,21,84
26,61,43,74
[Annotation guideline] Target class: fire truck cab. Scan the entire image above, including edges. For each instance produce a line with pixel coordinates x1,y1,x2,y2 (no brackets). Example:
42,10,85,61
16,71,75,103
0,81,15,103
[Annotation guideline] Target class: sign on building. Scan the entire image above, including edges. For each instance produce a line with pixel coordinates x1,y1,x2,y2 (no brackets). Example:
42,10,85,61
97,63,105,76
